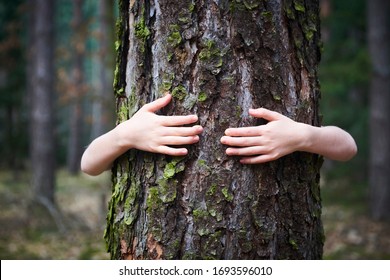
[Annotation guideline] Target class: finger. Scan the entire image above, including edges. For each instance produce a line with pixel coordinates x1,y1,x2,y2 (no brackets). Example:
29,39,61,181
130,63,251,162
225,146,269,156
156,146,188,156
220,136,262,147
239,154,276,164
159,114,199,126
224,126,260,137
162,125,203,137
162,135,200,146
249,108,284,121
142,94,172,112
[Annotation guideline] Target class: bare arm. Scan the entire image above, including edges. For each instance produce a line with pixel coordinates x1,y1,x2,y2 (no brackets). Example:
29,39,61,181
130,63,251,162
220,108,357,164
81,94,203,175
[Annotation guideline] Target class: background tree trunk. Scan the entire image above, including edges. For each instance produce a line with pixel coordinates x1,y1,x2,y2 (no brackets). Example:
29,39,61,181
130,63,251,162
90,0,115,140
67,0,85,174
29,0,56,205
106,0,323,259
368,0,390,221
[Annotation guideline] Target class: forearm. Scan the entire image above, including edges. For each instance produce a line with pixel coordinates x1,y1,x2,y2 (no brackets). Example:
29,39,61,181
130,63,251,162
300,124,357,161
80,128,129,176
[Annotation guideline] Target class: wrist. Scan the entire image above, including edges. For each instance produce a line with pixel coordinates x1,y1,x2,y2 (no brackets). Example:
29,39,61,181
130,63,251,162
298,123,318,153
113,122,134,151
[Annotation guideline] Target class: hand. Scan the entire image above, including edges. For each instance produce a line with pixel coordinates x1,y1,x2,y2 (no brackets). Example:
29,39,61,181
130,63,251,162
220,108,305,164
116,94,203,156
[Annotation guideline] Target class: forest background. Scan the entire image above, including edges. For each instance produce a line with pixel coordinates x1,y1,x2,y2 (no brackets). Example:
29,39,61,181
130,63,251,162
0,0,389,259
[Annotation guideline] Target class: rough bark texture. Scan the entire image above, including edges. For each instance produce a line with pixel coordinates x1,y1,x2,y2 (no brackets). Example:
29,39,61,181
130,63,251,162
368,0,390,221
106,0,323,259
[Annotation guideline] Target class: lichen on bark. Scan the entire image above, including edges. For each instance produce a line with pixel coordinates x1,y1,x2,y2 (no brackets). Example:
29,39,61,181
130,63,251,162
106,0,324,260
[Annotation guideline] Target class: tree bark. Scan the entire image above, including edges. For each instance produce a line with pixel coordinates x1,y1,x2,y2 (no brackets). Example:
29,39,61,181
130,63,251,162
368,0,390,221
106,0,323,259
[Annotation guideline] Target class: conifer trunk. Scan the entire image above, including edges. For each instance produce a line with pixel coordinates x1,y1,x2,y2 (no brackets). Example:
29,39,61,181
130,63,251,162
106,0,323,259
368,0,390,221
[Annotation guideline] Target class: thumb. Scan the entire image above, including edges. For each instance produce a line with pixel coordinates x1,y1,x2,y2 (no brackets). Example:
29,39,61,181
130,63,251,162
142,94,172,112
249,108,284,121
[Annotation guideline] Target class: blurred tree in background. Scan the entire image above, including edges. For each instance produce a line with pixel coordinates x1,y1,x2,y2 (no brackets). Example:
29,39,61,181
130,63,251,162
66,0,86,175
28,0,57,224
0,0,116,230
319,0,368,182
320,0,390,221
368,0,390,221
0,0,115,172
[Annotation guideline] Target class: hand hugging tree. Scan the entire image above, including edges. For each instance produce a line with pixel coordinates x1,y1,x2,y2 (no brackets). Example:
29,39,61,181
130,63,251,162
105,0,327,260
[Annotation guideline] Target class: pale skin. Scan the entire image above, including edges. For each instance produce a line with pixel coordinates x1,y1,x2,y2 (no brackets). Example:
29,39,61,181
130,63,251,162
81,95,357,176
220,108,357,164
81,94,203,176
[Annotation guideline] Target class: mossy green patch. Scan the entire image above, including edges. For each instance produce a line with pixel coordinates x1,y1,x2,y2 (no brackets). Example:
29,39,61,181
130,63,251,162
243,0,261,10
117,102,128,123
135,21,151,40
163,157,185,179
293,1,305,12
222,187,234,202
303,23,317,41
167,25,182,48
235,105,242,118
171,85,188,100
197,228,211,236
208,207,223,222
206,184,217,196
157,178,177,203
273,94,282,101
146,187,160,211
197,159,212,175
193,208,209,220
159,73,175,93
189,3,195,12
261,11,273,21
199,40,222,62
134,14,151,53
115,40,121,51
289,238,299,250
163,163,175,179
198,92,207,102
286,7,295,20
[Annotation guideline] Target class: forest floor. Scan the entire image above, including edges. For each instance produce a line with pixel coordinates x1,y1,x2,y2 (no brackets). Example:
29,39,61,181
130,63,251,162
0,169,389,260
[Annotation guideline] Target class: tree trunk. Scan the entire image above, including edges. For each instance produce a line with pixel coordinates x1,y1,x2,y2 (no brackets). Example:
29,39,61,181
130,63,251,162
30,0,56,204
90,0,115,140
106,0,323,259
368,0,390,220
67,0,85,174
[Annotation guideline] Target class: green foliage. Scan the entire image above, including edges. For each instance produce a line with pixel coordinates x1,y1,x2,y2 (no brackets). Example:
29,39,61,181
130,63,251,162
0,0,28,169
